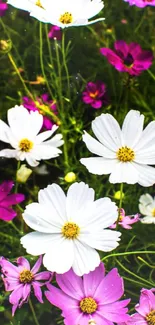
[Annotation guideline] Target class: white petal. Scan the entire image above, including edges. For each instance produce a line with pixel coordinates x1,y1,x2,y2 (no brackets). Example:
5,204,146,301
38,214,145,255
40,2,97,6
25,153,39,167
44,133,64,147
92,113,122,151
23,202,62,233
109,162,139,184
43,239,74,274
134,121,155,152
80,0,104,19
122,110,144,147
72,240,100,276
139,203,152,217
38,184,66,222
139,193,154,206
31,144,62,160
66,182,94,221
135,150,155,165
79,230,121,251
35,130,55,144
21,232,61,255
0,148,18,159
82,131,116,158
0,120,11,143
80,157,118,175
133,163,155,187
141,216,155,224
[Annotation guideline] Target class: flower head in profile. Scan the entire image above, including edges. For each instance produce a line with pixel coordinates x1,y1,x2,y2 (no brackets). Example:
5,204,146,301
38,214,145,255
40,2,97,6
48,25,62,40
110,208,140,229
82,81,108,109
22,93,58,130
139,193,155,224
0,105,63,167
21,182,121,276
80,110,155,186
0,180,25,221
127,288,155,325
0,0,8,16
124,0,155,7
100,41,153,76
0,255,52,315
45,262,130,325
8,0,105,27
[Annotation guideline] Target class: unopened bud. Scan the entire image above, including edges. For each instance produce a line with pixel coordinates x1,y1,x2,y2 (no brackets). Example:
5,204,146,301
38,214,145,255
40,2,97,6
16,164,32,183
114,190,125,200
64,172,76,183
0,39,12,54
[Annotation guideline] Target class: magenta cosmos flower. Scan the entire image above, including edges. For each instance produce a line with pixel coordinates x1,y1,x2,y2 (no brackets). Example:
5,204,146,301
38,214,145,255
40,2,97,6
110,208,140,229
0,255,52,315
45,262,130,325
124,0,155,8
82,81,108,109
22,93,58,130
48,26,62,40
0,181,25,221
0,0,8,16
127,288,155,325
100,41,153,76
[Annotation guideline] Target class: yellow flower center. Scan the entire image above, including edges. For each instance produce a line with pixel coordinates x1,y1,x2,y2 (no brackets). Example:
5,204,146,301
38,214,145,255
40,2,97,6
19,139,33,152
62,222,80,239
89,91,99,99
80,297,98,314
152,208,155,217
146,310,155,325
117,146,135,162
59,12,73,24
35,0,44,8
19,269,33,284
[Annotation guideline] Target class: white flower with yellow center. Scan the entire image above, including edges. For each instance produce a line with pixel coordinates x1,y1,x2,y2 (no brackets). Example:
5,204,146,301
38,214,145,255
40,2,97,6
80,110,155,187
21,182,121,275
0,105,63,167
139,194,155,224
8,0,104,27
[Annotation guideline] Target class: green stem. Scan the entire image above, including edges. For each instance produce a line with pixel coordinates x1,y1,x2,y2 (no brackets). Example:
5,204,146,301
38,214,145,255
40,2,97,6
0,231,19,242
9,221,22,235
102,250,155,261
62,30,71,101
116,183,124,226
14,161,21,193
29,298,40,325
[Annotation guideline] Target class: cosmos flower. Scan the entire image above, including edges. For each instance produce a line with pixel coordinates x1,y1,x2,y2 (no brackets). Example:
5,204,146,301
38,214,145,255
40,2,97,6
139,194,155,224
21,182,121,276
127,288,155,325
110,208,140,229
124,0,155,8
100,41,153,76
0,0,8,16
48,25,62,40
7,0,105,27
45,262,130,325
22,94,58,130
0,105,63,167
0,255,52,315
82,81,108,109
0,180,25,221
80,110,155,186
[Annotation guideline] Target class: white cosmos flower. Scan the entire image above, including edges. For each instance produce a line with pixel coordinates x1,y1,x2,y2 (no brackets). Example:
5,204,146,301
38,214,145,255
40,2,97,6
139,194,155,224
7,0,104,27
21,182,121,276
80,110,155,187
0,105,63,167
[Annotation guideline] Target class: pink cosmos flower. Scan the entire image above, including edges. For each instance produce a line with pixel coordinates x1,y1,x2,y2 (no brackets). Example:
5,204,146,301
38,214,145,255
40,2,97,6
0,181,25,221
110,208,140,229
22,93,58,130
100,41,153,76
124,0,155,8
82,81,108,109
0,0,8,16
45,262,130,325
0,255,52,316
127,288,155,325
48,26,62,40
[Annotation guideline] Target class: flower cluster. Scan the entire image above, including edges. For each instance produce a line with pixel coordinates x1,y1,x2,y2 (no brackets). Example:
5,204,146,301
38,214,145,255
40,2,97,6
82,81,108,109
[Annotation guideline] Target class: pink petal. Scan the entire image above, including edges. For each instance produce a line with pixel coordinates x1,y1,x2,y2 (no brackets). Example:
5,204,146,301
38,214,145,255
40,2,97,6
16,257,30,270
99,299,130,322
1,193,25,207
136,289,155,316
32,282,43,303
114,40,129,58
2,277,19,291
45,284,77,311
0,181,14,202
83,262,105,297
34,271,52,282
94,268,124,303
128,313,147,325
0,206,16,221
56,269,84,300
12,303,18,316
0,258,19,278
31,256,42,274
19,283,31,306
9,284,23,305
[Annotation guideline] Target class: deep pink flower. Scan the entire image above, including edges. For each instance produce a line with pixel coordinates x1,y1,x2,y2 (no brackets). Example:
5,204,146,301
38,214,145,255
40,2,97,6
124,0,155,8
45,262,130,325
100,41,153,76
110,208,140,229
0,181,25,221
82,81,108,109
48,26,62,40
127,288,155,325
0,0,8,16
22,94,58,130
0,255,52,315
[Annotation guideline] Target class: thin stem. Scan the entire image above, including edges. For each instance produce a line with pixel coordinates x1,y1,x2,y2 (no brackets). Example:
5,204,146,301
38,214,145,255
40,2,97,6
119,183,124,210
62,30,71,100
102,250,155,261
14,161,21,193
29,298,40,325
9,221,22,235
7,53,33,99
0,231,19,242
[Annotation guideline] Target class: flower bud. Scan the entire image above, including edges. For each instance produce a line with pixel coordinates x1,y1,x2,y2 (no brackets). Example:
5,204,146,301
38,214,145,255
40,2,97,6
114,190,125,200
16,164,32,183
64,172,76,183
0,39,12,54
